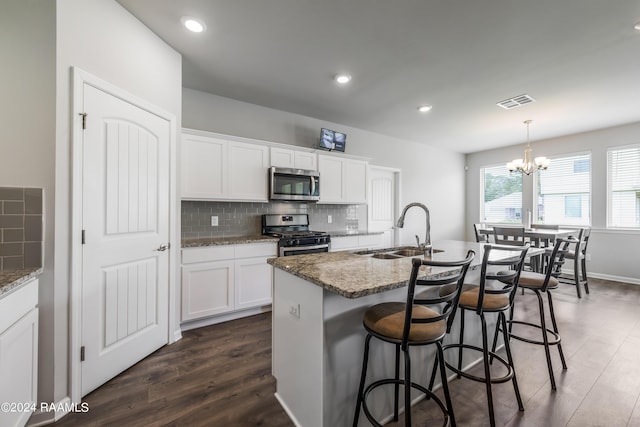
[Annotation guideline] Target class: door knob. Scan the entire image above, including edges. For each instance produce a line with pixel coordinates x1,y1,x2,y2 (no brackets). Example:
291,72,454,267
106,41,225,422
156,243,169,252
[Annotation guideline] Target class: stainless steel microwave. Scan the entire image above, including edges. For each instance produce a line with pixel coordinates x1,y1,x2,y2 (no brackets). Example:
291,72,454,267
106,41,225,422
269,167,320,202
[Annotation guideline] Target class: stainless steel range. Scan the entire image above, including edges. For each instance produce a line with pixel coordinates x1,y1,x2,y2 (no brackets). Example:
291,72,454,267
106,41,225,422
262,214,330,257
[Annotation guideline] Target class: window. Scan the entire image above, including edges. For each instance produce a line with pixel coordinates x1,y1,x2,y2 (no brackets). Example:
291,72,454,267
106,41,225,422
481,164,522,223
608,145,640,228
535,153,591,226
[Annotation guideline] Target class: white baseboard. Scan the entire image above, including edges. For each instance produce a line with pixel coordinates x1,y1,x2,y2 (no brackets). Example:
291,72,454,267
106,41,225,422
172,328,183,343
26,396,73,426
274,392,304,427
587,271,640,285
180,305,272,331
561,269,640,285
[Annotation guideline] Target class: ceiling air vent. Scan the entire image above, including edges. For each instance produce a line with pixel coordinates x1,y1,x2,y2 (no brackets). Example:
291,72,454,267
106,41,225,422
496,94,536,110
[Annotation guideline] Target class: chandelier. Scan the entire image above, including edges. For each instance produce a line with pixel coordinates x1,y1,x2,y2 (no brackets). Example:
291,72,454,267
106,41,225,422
506,120,550,175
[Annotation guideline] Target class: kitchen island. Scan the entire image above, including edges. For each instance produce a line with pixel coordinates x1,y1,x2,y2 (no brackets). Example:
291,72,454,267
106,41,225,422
268,240,540,427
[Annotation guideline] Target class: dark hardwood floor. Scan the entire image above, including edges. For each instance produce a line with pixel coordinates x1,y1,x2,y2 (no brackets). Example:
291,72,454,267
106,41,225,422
53,278,640,427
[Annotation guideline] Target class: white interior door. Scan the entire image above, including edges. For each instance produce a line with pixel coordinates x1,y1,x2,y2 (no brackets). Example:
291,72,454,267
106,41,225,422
80,84,170,396
368,166,399,247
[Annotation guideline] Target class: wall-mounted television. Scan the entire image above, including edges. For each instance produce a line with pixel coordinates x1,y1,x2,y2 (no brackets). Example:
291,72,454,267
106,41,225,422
319,128,346,152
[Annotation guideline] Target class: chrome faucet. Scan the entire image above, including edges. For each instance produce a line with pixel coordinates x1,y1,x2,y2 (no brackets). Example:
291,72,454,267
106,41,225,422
397,202,431,254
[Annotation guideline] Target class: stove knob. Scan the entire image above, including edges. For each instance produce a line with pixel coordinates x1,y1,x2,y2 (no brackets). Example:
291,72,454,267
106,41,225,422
315,238,321,244
293,239,300,246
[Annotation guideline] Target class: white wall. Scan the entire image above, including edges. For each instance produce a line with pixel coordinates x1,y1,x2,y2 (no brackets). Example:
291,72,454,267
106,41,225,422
183,88,467,245
0,0,56,407
465,121,640,282
36,0,180,415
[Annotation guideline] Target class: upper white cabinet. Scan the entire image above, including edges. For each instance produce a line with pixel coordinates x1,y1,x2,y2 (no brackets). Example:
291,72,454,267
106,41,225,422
181,134,227,199
318,155,368,204
182,132,269,202
270,147,317,171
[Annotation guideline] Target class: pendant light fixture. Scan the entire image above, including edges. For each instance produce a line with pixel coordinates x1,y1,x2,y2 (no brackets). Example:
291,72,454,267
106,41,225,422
506,120,550,175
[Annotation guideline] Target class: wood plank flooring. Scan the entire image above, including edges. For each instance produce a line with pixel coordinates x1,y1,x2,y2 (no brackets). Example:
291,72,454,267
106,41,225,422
53,278,640,427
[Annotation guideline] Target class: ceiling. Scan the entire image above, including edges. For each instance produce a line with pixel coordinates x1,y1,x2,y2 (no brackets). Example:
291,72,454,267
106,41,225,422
116,0,640,153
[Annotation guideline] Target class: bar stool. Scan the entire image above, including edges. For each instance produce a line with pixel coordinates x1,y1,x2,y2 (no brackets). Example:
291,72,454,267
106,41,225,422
353,251,475,427
437,244,529,427
499,238,573,390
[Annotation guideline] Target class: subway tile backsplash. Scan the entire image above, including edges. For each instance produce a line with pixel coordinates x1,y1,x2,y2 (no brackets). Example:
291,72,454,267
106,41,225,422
0,187,43,271
181,201,367,239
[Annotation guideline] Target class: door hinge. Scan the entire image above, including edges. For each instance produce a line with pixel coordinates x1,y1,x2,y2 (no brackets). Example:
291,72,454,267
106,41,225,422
80,346,85,362
81,230,86,244
79,112,87,130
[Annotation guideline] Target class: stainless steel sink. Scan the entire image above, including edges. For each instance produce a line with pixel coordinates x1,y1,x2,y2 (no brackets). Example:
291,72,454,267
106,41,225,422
371,253,403,259
356,246,444,259
392,248,444,257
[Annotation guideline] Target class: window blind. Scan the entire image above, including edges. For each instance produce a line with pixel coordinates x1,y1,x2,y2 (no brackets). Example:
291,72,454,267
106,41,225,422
535,153,591,226
608,145,640,228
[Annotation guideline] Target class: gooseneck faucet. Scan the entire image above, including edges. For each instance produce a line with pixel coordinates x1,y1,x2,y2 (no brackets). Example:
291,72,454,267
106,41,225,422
396,202,431,253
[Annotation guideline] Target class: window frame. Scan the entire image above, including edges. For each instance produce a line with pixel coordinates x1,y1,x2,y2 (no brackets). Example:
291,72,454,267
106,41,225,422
607,143,640,230
479,162,524,225
533,150,592,227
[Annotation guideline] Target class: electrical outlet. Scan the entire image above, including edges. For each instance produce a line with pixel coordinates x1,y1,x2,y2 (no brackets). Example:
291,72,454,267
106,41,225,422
289,304,300,319
328,215,332,224
211,216,218,226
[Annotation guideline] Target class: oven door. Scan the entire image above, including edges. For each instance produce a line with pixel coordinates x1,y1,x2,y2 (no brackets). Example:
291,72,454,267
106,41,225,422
270,167,320,202
280,244,329,257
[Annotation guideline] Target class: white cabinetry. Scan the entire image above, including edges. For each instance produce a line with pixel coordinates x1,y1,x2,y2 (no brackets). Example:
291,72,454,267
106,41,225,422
318,155,367,204
330,234,385,252
181,132,269,201
0,278,38,427
270,147,317,170
181,242,276,325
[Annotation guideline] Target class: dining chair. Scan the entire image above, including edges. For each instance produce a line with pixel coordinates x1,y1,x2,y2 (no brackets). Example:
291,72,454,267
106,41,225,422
558,227,590,298
353,251,475,427
474,223,490,243
492,226,526,246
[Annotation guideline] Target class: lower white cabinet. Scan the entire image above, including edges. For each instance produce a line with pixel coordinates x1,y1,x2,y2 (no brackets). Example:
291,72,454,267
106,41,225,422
0,278,39,427
181,242,276,323
330,234,385,252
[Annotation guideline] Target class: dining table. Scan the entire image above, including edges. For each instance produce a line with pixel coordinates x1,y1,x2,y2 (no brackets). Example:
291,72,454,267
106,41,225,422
477,225,579,272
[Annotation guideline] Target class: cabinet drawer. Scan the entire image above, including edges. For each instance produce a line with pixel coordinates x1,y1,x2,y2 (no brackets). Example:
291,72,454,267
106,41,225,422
330,236,359,251
0,279,38,333
358,234,383,249
235,242,277,259
182,246,235,264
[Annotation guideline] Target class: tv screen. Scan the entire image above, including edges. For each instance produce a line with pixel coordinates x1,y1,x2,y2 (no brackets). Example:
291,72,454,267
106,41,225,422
319,128,346,152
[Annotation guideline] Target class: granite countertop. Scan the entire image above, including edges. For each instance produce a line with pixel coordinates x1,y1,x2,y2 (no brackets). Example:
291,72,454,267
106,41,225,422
0,268,43,299
268,240,542,299
182,235,279,248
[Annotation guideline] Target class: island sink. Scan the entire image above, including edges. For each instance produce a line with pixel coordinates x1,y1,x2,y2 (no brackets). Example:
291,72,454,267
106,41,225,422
355,246,444,259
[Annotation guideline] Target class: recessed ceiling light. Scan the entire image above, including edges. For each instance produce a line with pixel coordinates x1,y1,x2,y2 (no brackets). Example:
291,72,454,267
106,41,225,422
417,105,432,113
181,17,206,33
334,74,352,84
635,22,640,30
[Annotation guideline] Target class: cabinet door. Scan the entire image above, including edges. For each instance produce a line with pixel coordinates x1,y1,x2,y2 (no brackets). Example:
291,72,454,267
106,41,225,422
294,151,317,170
181,261,235,321
181,134,227,199
318,155,344,203
0,308,38,427
235,257,273,309
270,147,295,168
227,141,269,201
344,159,368,204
